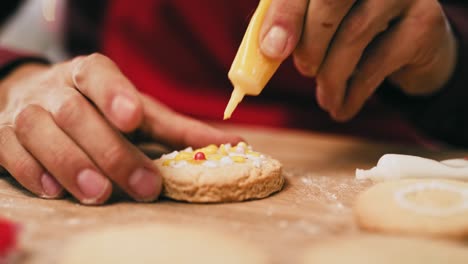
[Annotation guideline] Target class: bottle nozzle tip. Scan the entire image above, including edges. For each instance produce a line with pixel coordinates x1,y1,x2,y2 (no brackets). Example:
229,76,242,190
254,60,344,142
223,88,244,120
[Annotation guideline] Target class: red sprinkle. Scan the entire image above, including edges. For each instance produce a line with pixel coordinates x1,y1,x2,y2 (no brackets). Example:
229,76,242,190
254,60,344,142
194,152,206,160
0,218,17,257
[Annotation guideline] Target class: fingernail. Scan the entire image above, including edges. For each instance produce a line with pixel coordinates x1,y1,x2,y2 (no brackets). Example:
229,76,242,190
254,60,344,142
111,95,136,123
296,60,318,77
77,169,109,202
261,26,288,58
316,85,330,110
129,168,159,201
41,172,62,198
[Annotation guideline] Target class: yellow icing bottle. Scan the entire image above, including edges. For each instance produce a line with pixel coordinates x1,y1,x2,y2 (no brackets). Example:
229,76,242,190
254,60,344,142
223,0,282,120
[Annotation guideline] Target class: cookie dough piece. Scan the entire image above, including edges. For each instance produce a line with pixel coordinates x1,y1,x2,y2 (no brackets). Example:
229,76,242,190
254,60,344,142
301,235,468,264
60,224,268,264
154,142,284,203
354,179,468,238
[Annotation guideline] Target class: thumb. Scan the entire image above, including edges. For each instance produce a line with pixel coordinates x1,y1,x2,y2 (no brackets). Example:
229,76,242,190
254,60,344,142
259,0,308,60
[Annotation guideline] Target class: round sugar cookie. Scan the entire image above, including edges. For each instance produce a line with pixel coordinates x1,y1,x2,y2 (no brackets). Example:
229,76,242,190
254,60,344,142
354,179,468,238
153,142,284,203
300,235,468,264
59,224,268,264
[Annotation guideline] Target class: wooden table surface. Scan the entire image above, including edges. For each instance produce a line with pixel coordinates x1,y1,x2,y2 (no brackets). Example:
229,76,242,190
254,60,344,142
0,124,466,263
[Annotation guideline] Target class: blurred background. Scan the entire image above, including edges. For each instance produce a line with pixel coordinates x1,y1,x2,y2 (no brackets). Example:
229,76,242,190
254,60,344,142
0,0,68,62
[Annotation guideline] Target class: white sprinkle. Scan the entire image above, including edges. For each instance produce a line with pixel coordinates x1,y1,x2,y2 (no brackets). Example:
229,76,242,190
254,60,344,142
162,151,178,160
252,159,262,168
183,147,193,152
172,161,188,168
235,145,245,154
203,160,218,168
220,156,234,165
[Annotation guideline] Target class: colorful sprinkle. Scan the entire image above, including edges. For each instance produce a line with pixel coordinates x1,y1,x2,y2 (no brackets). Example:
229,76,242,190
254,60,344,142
194,152,206,160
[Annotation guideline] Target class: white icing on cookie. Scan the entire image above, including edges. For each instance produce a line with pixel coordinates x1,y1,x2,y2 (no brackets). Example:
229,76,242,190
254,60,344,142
162,151,178,160
172,160,188,168
394,181,468,217
203,160,218,168
220,156,234,166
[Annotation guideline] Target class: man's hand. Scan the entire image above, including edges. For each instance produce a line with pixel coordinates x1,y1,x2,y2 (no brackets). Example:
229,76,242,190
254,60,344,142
0,53,242,204
260,0,458,121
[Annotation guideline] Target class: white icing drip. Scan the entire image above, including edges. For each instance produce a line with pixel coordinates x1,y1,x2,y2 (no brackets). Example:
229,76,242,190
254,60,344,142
394,181,468,217
202,160,218,168
183,147,193,152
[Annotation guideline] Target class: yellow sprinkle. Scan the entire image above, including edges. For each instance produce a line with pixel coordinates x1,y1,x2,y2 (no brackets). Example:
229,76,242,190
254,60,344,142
219,144,228,155
203,144,219,154
237,141,248,148
188,160,204,165
175,151,193,161
207,154,223,161
162,160,173,166
247,151,260,157
195,144,218,155
231,156,245,163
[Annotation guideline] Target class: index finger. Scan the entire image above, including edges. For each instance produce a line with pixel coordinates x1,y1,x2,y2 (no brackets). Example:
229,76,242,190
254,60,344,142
68,53,144,133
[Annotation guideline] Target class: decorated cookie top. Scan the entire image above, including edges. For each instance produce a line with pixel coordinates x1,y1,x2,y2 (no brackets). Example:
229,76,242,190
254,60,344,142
160,142,267,168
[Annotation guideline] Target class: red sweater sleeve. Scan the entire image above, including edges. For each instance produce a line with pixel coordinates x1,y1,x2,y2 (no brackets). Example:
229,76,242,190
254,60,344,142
0,1,49,78
378,3,468,148
0,47,49,79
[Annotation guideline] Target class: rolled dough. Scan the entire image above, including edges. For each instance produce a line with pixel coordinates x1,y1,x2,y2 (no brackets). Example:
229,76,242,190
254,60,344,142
301,235,468,264
59,224,268,264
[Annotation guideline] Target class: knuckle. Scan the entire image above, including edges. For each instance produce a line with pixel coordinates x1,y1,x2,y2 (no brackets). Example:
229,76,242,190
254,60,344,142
71,53,115,86
100,144,130,172
317,73,339,91
11,155,36,179
86,53,111,66
0,126,13,147
342,15,375,44
48,148,72,169
321,0,354,10
416,3,445,28
0,126,14,164
14,105,43,136
53,93,88,129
